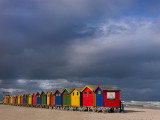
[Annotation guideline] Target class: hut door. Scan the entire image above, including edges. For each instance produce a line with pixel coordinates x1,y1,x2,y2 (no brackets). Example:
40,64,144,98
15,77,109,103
84,90,88,106
88,90,93,106
96,88,103,106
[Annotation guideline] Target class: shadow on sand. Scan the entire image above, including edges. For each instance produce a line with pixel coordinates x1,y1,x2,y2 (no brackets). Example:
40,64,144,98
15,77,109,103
124,109,145,113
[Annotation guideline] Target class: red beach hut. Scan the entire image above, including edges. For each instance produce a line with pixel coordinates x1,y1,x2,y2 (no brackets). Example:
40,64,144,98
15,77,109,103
20,94,23,104
6,96,9,104
95,85,120,107
81,85,97,107
50,91,55,106
12,96,15,104
32,93,37,105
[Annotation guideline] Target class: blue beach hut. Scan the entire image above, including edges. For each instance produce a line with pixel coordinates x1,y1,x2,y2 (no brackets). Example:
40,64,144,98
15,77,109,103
54,89,64,106
23,94,26,104
95,85,103,106
36,92,41,105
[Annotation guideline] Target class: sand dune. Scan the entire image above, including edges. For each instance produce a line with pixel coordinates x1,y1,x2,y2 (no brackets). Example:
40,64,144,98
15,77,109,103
0,104,160,120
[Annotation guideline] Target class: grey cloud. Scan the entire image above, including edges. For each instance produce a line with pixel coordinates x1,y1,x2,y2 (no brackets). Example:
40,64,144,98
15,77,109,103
0,0,160,101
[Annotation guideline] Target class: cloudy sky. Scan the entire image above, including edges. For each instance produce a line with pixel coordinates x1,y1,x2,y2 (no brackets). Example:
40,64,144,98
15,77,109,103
0,0,160,101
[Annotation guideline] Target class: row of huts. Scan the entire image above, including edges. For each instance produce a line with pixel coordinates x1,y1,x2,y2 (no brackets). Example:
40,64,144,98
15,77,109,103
3,85,120,107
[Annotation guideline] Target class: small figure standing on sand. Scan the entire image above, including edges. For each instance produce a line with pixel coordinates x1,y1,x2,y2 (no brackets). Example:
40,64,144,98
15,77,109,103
120,101,124,113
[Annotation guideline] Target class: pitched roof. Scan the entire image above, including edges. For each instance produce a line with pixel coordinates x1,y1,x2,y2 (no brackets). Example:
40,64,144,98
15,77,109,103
76,88,83,92
50,91,55,94
41,91,47,94
36,91,41,95
81,85,97,92
88,85,97,90
63,88,74,93
98,85,120,91
54,89,65,94
58,89,64,93
70,88,83,93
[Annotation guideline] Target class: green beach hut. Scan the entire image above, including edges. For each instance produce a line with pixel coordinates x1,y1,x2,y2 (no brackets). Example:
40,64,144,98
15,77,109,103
41,91,47,105
62,88,73,106
16,96,18,104
9,96,11,104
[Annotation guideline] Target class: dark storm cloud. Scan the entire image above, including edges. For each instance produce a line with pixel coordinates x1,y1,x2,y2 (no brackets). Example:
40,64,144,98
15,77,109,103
0,0,160,100
0,0,134,79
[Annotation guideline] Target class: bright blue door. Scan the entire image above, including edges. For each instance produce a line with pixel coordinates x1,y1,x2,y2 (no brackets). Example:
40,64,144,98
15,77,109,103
55,91,61,105
23,96,26,104
96,87,103,106
37,93,41,104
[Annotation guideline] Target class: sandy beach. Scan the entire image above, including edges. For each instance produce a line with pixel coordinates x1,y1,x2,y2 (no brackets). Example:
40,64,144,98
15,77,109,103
0,104,160,120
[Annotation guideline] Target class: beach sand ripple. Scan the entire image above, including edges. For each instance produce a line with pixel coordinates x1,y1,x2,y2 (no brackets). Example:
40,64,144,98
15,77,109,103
0,105,160,120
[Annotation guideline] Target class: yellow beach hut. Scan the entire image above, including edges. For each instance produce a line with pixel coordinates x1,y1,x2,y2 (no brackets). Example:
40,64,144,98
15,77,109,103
10,96,13,104
28,93,32,105
70,88,83,107
46,91,50,106
18,95,20,104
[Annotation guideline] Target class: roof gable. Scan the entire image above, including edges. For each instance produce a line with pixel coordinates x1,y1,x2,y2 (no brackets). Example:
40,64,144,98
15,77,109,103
81,85,97,92
36,92,41,95
41,91,47,95
95,85,120,91
71,88,82,93
63,88,74,93
54,89,64,94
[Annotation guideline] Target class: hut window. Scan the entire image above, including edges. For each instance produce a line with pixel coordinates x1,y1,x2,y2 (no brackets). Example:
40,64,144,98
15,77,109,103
89,91,92,94
73,92,74,96
77,92,78,95
67,93,69,96
59,94,60,96
48,95,49,97
64,93,66,96
98,91,101,94
107,92,115,100
85,92,87,94
56,94,58,96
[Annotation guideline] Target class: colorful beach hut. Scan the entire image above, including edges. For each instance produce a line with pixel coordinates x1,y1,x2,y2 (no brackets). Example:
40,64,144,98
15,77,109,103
28,93,32,105
23,94,26,104
70,88,83,106
3,97,5,104
12,96,15,104
3,96,6,104
46,92,50,106
10,96,13,104
20,94,23,104
95,85,120,107
81,85,97,107
16,96,18,104
54,89,64,106
36,92,41,105
26,94,28,104
41,91,47,105
6,96,9,104
50,91,55,106
17,95,20,104
62,88,73,106
32,93,36,105
9,96,11,104
18,95,20,104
